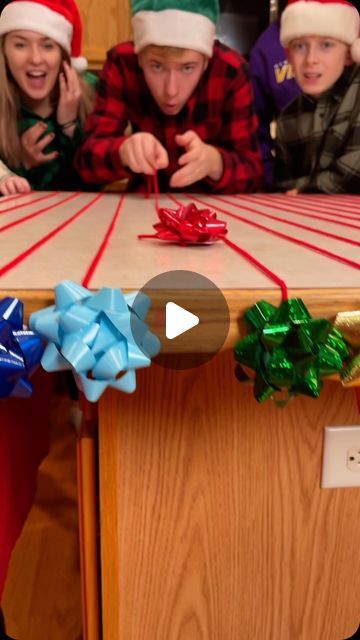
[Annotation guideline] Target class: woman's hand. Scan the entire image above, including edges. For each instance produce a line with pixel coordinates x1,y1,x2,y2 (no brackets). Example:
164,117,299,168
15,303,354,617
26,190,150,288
0,175,31,196
20,122,59,169
56,62,81,136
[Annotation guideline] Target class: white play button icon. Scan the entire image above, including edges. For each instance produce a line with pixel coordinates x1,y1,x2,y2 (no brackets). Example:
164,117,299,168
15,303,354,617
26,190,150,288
130,270,230,370
165,302,199,340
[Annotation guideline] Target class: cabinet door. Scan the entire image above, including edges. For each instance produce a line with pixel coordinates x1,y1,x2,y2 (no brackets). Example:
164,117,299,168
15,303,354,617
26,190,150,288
77,0,132,70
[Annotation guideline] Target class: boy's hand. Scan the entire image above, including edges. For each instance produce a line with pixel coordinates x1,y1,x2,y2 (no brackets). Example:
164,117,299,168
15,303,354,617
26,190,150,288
170,131,223,188
20,122,59,169
56,62,81,132
119,132,169,175
286,188,299,196
0,175,31,196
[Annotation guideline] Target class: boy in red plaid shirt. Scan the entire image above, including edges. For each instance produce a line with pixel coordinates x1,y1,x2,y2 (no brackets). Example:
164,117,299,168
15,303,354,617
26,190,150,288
75,0,263,193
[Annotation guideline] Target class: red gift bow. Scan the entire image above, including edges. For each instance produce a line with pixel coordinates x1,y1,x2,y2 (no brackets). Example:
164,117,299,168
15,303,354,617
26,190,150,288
142,203,227,245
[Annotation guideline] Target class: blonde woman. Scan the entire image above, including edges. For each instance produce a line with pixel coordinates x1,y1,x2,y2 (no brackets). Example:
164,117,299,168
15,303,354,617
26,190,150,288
0,0,94,195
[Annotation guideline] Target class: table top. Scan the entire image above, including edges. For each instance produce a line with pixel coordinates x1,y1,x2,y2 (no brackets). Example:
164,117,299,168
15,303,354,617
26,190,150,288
1,191,359,339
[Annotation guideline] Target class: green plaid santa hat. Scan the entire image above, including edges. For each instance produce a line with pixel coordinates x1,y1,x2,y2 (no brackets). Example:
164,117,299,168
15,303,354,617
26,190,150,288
131,0,219,57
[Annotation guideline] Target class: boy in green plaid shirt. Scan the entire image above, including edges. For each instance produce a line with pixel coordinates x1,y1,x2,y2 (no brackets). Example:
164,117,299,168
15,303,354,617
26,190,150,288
276,0,360,194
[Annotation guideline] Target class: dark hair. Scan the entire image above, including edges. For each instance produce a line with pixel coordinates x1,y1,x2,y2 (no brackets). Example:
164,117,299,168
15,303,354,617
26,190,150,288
0,1,12,13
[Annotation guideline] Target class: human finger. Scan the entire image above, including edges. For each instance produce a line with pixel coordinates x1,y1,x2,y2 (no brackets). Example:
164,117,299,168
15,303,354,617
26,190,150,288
22,122,48,145
0,180,12,195
123,139,148,173
170,164,197,188
63,62,81,96
175,130,197,149
32,132,55,152
132,136,157,174
153,141,169,169
177,149,198,166
58,71,67,97
2,178,17,195
39,150,60,163
16,177,31,192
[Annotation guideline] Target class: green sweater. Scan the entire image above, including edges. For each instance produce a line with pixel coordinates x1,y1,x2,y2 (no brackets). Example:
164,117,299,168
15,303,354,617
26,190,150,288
3,72,98,191
15,105,85,190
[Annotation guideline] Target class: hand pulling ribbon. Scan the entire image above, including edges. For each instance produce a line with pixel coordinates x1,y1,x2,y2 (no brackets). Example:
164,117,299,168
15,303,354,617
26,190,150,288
334,310,360,385
139,202,227,245
235,298,349,403
29,281,160,403
0,297,44,398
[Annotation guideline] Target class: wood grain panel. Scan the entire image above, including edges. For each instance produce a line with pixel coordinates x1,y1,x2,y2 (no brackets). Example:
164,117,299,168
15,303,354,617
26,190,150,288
99,350,360,640
77,0,132,69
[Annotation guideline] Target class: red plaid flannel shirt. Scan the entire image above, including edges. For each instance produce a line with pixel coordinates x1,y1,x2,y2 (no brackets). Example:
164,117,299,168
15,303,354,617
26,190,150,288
76,41,263,193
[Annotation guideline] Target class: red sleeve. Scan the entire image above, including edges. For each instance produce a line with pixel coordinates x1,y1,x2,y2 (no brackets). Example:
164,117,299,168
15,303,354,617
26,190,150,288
75,46,133,184
206,57,264,194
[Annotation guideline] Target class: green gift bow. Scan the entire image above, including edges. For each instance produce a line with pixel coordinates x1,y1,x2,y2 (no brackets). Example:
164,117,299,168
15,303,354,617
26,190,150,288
234,298,349,403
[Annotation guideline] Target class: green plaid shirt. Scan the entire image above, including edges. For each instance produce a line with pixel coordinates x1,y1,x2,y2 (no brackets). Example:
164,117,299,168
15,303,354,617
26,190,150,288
15,106,85,191
275,65,360,194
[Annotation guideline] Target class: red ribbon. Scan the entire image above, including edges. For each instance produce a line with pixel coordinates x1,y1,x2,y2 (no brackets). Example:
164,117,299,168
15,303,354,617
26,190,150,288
139,203,227,245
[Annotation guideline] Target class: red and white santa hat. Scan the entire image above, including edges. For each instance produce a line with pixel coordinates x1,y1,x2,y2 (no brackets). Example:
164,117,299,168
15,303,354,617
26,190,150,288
0,0,87,71
280,0,360,62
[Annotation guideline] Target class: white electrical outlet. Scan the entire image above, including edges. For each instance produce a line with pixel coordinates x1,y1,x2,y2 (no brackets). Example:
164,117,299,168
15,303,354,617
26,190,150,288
347,448,360,473
321,426,360,488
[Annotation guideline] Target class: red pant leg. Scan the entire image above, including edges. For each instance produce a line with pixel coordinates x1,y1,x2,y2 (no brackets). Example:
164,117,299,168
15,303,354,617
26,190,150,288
0,370,51,599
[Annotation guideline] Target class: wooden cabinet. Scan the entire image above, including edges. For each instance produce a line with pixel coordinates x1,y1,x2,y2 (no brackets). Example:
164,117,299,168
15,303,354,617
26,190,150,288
77,0,132,70
100,363,360,640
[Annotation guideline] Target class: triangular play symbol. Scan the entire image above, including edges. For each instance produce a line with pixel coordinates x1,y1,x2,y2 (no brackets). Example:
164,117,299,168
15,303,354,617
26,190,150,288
166,302,199,340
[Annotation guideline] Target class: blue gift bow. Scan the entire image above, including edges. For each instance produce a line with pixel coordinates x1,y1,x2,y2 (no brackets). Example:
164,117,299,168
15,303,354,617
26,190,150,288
0,297,44,399
29,281,161,403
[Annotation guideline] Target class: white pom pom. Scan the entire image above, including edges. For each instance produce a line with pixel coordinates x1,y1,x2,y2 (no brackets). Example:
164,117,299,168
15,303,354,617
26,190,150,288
351,38,360,63
71,56,88,73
